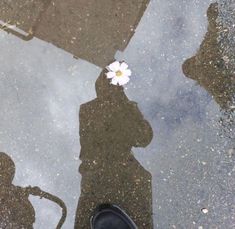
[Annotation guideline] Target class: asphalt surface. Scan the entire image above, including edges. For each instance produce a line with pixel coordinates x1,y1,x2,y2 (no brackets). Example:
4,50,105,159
0,0,234,228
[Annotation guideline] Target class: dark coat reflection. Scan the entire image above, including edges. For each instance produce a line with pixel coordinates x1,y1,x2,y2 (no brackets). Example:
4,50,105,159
74,70,153,228
182,3,235,111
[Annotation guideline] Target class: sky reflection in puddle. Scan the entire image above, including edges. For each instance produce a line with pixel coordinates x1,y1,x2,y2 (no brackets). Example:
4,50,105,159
0,0,234,228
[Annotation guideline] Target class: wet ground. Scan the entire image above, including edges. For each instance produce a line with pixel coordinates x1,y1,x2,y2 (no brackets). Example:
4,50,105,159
0,0,234,228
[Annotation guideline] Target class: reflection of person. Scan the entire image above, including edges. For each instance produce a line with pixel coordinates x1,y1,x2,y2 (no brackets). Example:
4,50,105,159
74,68,153,228
182,3,235,110
0,152,35,228
0,152,67,229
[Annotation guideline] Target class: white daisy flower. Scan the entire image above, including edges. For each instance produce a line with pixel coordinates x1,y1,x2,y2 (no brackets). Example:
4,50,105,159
106,61,132,86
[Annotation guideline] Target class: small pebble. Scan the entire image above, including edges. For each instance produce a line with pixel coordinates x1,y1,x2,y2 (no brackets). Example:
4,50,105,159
201,208,208,214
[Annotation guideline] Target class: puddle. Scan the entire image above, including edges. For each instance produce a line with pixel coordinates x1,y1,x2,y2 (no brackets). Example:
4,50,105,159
0,0,234,228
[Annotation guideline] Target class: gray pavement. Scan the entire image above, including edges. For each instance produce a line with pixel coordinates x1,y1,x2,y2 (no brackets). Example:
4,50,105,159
0,0,234,228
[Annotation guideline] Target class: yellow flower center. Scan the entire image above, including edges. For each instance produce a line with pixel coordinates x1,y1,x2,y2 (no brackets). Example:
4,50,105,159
116,70,123,77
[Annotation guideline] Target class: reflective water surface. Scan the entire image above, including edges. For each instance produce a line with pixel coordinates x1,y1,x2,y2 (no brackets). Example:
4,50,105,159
0,0,234,228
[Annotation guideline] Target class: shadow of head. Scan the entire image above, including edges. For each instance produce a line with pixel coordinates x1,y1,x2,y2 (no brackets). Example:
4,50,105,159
182,3,235,109
182,3,220,79
0,152,15,186
95,68,128,102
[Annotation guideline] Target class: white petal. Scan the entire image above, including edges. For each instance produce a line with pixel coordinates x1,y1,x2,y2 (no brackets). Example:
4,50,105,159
111,77,118,85
117,76,130,85
106,72,115,79
123,69,132,77
108,61,120,72
120,62,128,71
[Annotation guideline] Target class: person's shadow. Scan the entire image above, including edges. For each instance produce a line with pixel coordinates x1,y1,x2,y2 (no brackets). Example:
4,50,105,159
182,3,235,111
0,152,67,228
74,68,153,228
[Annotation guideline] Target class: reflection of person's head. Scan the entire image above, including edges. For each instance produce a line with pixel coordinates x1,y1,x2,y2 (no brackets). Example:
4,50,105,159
182,3,220,79
95,68,128,102
0,152,15,185
207,2,218,25
182,3,234,109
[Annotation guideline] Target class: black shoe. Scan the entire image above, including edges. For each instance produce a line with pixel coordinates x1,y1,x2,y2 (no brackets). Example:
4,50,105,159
90,204,137,229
